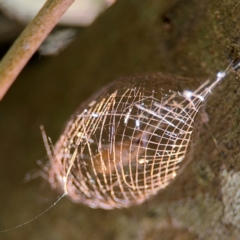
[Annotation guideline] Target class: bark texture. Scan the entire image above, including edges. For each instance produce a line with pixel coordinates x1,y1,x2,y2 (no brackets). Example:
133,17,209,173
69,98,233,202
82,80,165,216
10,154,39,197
1,0,240,239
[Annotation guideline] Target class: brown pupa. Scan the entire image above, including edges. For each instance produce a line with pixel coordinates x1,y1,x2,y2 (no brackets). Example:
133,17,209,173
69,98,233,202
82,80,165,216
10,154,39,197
45,71,227,209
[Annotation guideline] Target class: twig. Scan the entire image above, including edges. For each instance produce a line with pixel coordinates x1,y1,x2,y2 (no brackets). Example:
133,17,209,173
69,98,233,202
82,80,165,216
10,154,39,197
0,0,74,100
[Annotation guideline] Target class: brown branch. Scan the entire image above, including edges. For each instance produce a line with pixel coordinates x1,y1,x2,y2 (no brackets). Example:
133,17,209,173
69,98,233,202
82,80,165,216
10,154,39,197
0,0,74,100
